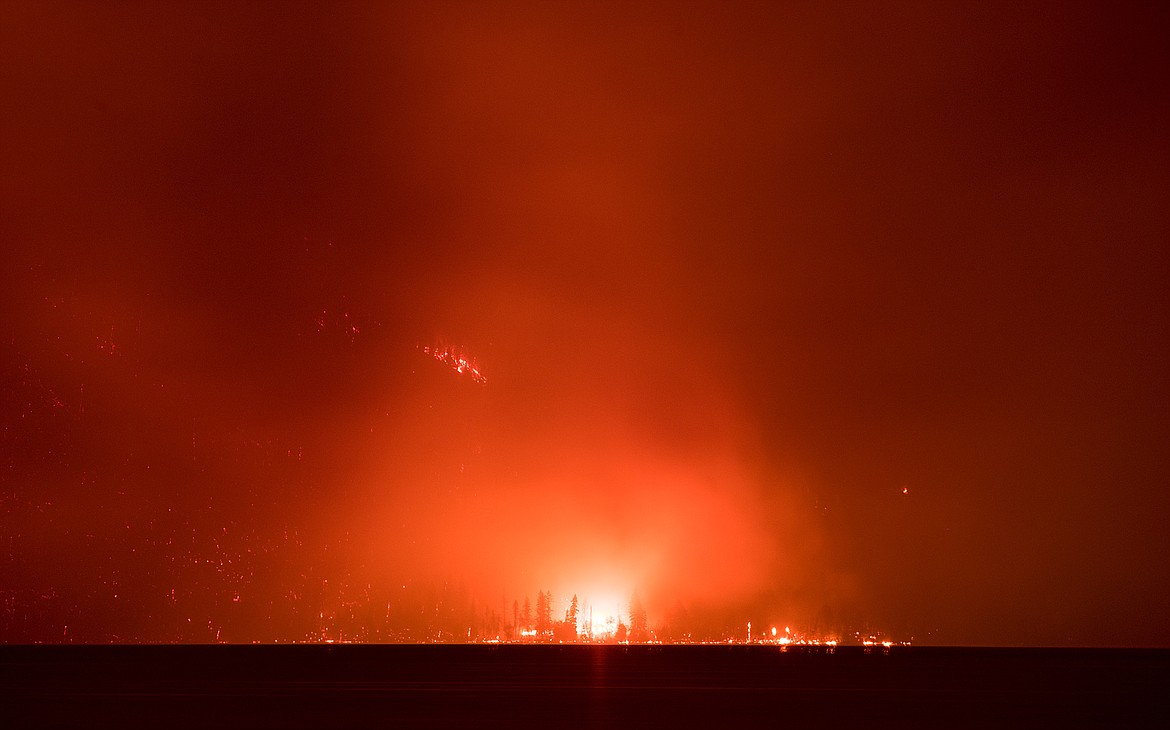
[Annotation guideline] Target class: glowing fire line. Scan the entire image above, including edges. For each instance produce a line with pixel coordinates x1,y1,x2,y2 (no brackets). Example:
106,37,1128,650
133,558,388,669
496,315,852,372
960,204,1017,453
421,344,486,384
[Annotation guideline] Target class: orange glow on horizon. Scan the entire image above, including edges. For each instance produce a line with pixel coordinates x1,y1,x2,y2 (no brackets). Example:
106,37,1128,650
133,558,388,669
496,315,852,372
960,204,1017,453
4,0,1165,648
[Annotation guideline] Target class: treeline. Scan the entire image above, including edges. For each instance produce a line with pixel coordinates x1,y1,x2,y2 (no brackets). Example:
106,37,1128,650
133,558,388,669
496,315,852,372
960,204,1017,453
509,590,580,642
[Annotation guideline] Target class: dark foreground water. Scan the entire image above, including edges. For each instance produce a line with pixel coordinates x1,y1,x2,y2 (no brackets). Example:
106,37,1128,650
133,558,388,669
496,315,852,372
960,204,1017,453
3,645,1168,728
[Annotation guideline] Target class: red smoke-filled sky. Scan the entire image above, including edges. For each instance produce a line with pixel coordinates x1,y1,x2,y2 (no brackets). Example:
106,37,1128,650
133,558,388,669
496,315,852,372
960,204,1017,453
2,1,1169,645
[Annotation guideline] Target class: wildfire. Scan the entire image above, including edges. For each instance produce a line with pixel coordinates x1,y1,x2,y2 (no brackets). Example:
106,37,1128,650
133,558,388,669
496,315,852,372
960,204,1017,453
584,602,623,640
420,343,486,384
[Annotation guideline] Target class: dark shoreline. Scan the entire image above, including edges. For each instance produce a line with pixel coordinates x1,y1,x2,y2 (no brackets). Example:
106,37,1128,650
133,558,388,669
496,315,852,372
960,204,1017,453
4,645,1168,728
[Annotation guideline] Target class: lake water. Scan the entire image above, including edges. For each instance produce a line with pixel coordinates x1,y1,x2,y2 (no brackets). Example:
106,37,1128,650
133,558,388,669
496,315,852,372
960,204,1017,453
3,645,1167,727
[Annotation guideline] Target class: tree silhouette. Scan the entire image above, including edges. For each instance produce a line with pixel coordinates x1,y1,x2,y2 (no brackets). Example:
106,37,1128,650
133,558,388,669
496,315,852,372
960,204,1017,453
553,594,580,643
566,594,579,627
535,590,552,638
628,592,649,643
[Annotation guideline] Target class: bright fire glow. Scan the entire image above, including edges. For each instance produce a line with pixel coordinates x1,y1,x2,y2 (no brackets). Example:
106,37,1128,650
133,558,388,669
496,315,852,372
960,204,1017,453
574,590,626,640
